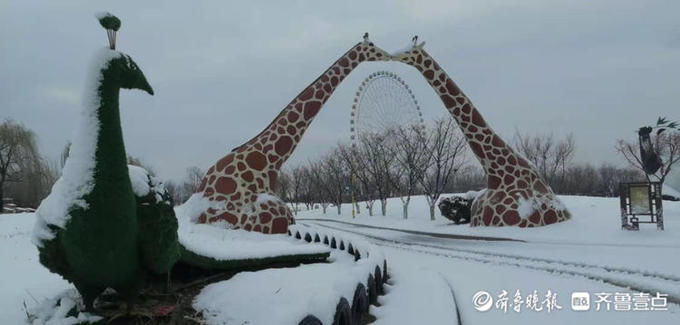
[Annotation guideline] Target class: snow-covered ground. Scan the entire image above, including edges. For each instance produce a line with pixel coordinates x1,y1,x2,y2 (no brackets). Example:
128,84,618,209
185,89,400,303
297,194,680,246
296,194,680,324
2,194,678,324
0,213,71,323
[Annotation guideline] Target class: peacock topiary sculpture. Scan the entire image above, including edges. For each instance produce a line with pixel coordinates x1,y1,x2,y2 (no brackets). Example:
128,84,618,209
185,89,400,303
32,12,179,309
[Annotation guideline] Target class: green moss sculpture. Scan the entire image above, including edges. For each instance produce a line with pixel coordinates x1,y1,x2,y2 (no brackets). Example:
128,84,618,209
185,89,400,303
34,13,178,309
130,165,181,275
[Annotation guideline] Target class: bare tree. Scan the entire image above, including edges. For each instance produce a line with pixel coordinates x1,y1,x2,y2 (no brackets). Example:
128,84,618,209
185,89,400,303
0,120,43,209
421,117,468,220
616,132,680,186
340,139,379,216
336,143,363,215
357,132,396,216
513,131,575,192
286,166,307,214
323,149,349,215
168,166,205,204
307,160,331,213
276,168,292,203
446,164,486,193
597,163,644,197
4,155,57,208
391,125,429,219
562,164,600,196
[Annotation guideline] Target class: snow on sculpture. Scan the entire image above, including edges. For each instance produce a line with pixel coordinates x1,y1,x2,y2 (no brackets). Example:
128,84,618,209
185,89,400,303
392,37,570,227
192,33,390,234
32,13,179,308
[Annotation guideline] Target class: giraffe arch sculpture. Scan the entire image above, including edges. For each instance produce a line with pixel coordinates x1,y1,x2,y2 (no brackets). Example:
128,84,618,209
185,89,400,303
391,37,570,227
192,34,390,234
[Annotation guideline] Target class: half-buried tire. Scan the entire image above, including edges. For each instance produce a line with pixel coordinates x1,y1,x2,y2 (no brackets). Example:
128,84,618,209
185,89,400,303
333,298,352,325
383,259,388,282
374,266,383,294
367,274,378,305
351,283,369,324
298,315,322,325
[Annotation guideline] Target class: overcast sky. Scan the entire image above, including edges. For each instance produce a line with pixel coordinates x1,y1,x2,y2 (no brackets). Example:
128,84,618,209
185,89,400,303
2,0,679,184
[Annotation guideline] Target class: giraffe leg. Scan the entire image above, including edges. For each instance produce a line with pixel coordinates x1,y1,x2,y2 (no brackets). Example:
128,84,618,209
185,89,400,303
470,189,569,227
241,194,294,234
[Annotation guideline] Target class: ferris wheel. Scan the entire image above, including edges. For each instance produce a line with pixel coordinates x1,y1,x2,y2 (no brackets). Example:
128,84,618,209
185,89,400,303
350,71,425,147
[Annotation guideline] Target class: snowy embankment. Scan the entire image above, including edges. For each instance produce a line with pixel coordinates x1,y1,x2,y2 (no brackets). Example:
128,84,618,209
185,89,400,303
371,265,460,325
193,224,388,324
296,194,680,246
0,213,71,323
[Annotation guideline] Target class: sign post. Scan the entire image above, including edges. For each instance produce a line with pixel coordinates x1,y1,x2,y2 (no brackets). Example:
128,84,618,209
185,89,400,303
619,182,664,230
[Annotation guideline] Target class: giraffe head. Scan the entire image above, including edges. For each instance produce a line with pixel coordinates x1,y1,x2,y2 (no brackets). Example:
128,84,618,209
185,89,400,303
348,33,391,62
390,35,429,67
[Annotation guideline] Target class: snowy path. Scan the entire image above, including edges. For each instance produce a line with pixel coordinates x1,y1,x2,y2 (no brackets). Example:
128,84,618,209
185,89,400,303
302,219,680,300
300,219,680,324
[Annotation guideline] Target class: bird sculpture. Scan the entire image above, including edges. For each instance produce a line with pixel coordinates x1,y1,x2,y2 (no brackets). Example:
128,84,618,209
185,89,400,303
32,13,179,309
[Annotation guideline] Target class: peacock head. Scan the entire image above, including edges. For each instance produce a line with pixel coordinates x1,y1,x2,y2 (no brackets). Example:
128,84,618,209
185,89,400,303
109,54,154,95
96,12,154,95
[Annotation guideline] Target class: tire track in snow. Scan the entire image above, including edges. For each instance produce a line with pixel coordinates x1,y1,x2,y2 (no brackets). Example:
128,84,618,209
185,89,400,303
302,219,680,283
302,221,680,305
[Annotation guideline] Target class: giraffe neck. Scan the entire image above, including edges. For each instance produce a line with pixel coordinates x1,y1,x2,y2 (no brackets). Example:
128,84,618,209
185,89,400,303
411,50,534,184
233,43,366,169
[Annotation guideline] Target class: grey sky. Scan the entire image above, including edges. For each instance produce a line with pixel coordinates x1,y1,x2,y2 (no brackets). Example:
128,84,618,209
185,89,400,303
2,0,679,185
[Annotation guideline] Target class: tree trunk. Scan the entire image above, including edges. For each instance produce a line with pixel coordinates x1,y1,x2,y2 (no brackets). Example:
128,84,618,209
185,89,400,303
0,183,4,211
354,202,360,214
337,203,341,215
402,202,409,219
380,199,387,216
367,201,374,216
429,203,436,220
322,203,328,214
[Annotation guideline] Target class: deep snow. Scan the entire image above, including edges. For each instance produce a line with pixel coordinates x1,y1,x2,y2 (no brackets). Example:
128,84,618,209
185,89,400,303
296,193,680,324
3,193,679,324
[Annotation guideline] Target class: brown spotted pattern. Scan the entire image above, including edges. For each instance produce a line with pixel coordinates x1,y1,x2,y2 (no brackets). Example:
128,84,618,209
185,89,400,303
195,40,391,234
393,47,570,227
